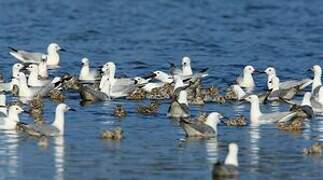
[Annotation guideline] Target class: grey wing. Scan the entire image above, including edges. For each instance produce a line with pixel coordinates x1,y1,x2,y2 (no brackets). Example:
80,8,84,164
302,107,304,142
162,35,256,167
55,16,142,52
36,83,55,97
312,85,322,97
280,79,312,90
180,120,215,137
262,111,297,123
16,50,43,62
111,82,137,95
81,85,109,101
115,78,135,86
236,76,242,85
310,97,323,110
268,90,280,101
31,123,60,137
0,112,7,118
280,88,297,100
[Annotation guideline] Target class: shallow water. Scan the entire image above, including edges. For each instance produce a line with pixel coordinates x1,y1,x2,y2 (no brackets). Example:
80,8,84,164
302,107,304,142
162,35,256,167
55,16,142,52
0,0,323,179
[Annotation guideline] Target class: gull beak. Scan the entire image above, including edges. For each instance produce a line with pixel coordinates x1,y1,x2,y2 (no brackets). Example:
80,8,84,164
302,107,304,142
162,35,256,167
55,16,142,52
23,110,30,114
142,72,156,79
59,48,66,52
68,107,76,111
220,115,230,122
254,70,263,74
307,68,313,72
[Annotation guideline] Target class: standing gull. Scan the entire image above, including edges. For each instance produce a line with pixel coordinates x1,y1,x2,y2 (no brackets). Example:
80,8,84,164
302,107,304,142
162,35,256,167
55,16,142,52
9,43,65,68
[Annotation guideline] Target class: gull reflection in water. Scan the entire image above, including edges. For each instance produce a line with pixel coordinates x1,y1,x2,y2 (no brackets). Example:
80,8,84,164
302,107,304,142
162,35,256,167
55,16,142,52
315,117,323,142
0,130,19,178
205,138,218,164
232,103,246,114
54,136,65,180
250,124,260,167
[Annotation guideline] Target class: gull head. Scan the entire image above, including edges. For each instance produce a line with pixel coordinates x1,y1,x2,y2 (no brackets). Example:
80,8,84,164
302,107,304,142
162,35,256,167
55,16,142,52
243,65,255,74
102,62,116,72
12,63,24,78
153,71,172,83
133,77,146,85
27,64,38,72
264,67,276,76
48,43,65,52
311,65,322,76
9,105,24,115
245,95,259,104
181,56,191,67
57,103,76,113
81,57,89,66
41,55,47,62
204,112,223,131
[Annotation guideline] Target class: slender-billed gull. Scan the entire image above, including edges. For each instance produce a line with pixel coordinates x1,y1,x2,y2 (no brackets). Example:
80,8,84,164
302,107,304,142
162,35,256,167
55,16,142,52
236,65,256,92
38,55,48,79
168,88,190,118
180,112,222,138
100,62,137,98
0,105,25,130
79,57,100,81
27,64,50,87
212,143,239,178
17,103,75,137
9,43,65,67
245,95,297,124
264,67,312,90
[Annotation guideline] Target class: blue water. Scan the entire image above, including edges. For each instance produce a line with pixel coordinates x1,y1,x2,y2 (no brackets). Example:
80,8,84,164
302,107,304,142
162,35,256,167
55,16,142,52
0,0,323,179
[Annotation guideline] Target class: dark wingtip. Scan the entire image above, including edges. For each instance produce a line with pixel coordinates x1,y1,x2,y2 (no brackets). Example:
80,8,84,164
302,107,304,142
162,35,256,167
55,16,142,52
8,47,18,52
200,68,209,73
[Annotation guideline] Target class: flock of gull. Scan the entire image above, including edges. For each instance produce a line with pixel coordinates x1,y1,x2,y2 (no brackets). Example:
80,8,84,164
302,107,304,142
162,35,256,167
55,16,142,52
1,42,323,178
